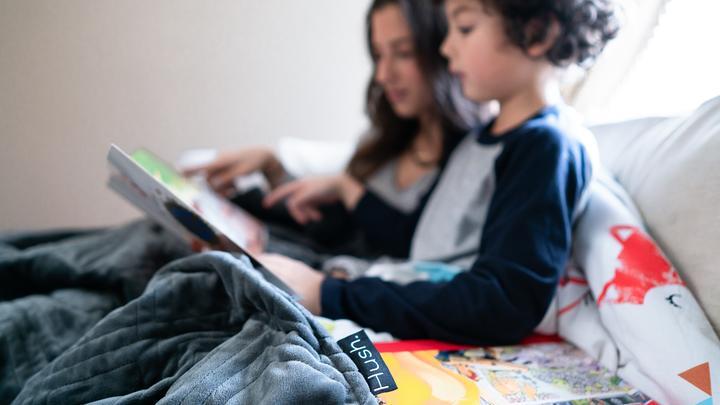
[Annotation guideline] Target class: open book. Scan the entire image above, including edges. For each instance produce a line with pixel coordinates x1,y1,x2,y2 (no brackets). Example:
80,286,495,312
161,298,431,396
106,144,294,296
374,340,651,404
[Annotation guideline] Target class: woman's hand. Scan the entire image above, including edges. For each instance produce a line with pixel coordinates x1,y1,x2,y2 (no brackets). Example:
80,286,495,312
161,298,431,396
183,147,286,195
262,174,365,225
258,253,325,315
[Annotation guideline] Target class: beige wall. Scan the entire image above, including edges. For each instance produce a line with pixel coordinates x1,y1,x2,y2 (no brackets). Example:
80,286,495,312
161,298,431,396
0,0,372,230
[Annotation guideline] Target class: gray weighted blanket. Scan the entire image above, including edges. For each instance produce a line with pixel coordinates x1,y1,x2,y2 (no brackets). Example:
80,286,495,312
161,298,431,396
0,220,375,404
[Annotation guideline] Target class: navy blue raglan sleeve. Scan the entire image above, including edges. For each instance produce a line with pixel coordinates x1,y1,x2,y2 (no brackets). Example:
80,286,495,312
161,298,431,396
350,189,424,257
320,128,591,345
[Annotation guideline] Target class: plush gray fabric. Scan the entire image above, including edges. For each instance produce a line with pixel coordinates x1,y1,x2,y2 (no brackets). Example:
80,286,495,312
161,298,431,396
1,221,375,404
0,220,192,402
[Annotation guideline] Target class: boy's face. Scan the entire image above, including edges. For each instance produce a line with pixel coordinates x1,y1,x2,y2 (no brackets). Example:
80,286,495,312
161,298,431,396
441,0,536,104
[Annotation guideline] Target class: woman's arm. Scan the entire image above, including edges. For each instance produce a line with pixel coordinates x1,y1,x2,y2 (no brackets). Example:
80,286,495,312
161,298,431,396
262,174,364,225
183,147,290,195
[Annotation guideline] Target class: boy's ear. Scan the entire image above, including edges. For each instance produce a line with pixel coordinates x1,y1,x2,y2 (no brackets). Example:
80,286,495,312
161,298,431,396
525,17,560,59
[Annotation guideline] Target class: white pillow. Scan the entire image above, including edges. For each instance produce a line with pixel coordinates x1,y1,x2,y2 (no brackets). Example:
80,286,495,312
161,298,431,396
590,96,720,334
562,172,720,404
276,137,357,178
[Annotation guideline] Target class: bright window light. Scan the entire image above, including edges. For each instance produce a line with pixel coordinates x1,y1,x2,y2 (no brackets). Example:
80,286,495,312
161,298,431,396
601,0,720,120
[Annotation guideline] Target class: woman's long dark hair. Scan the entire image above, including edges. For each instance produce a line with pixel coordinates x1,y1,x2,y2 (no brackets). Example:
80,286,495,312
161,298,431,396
346,0,477,181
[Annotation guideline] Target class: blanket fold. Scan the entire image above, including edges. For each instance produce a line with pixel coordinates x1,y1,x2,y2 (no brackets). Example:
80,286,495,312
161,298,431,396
1,220,374,405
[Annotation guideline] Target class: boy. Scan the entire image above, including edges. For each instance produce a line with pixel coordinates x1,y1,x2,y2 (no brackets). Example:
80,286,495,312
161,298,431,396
261,0,619,345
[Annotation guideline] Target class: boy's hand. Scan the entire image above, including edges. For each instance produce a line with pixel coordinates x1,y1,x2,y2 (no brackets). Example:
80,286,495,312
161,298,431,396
258,253,325,315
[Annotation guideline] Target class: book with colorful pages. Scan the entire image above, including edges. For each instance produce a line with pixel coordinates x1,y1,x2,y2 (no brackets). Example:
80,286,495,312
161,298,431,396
106,144,295,297
107,144,266,253
374,340,652,405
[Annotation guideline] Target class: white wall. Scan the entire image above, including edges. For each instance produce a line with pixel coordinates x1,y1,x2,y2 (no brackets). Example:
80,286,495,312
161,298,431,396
0,0,373,230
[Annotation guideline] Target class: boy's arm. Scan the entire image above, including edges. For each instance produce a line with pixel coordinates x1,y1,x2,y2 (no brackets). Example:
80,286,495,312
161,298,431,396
320,129,591,345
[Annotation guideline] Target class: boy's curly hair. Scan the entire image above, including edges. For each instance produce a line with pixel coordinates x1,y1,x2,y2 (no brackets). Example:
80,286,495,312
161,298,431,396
478,0,620,67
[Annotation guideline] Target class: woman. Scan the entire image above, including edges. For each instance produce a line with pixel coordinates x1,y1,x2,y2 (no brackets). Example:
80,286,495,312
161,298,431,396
187,0,476,258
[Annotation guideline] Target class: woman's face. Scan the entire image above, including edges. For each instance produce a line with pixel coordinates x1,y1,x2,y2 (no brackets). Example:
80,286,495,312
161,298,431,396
371,4,434,119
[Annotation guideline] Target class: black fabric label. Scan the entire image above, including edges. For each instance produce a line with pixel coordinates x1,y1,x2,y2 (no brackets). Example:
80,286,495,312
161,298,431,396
338,330,397,395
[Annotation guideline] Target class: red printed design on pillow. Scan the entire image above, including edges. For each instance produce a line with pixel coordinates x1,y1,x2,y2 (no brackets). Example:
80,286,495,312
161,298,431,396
597,225,684,306
558,274,590,316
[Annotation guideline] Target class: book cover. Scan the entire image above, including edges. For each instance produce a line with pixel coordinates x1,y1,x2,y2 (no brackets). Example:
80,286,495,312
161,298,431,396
106,144,297,297
107,144,266,253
